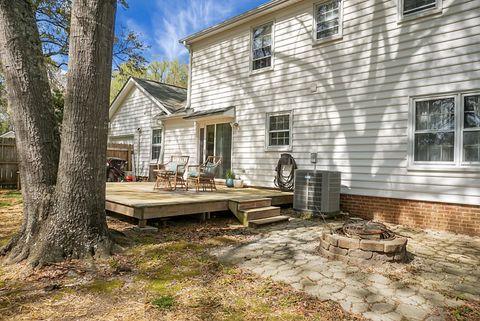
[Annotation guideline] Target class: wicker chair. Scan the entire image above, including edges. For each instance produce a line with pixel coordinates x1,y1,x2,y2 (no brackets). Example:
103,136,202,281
186,156,223,192
153,155,189,191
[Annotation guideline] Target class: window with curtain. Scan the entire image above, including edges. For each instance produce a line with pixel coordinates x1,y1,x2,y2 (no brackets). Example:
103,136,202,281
252,22,273,71
410,93,480,167
314,0,342,41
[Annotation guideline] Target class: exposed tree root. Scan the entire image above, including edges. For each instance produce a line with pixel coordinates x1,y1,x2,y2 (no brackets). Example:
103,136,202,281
2,223,114,268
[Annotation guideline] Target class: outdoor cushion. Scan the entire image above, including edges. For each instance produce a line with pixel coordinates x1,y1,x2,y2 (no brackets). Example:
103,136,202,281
166,162,177,172
189,171,199,177
204,163,216,178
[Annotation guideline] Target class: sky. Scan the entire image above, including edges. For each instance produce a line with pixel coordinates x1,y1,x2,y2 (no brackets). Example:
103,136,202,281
115,0,268,64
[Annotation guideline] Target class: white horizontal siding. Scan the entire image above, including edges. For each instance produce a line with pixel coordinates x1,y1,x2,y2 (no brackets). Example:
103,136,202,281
162,119,197,167
189,0,480,205
108,87,165,177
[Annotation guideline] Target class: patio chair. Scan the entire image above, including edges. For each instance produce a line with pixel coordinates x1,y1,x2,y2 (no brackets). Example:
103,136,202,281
153,155,190,191
186,156,223,192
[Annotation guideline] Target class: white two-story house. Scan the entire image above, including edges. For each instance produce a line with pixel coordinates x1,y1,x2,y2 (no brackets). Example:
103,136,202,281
150,0,480,235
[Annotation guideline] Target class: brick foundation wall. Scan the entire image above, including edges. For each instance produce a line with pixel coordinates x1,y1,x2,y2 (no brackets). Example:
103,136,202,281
340,194,480,236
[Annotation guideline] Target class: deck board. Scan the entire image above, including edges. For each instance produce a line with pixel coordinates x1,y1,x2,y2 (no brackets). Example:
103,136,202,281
106,182,293,221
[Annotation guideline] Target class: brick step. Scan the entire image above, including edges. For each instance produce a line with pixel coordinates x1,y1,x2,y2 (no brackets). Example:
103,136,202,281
248,215,290,228
241,206,281,222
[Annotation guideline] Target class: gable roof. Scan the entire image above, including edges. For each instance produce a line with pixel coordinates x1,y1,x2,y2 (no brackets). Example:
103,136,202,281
0,131,15,138
132,78,187,113
109,77,187,119
180,0,302,45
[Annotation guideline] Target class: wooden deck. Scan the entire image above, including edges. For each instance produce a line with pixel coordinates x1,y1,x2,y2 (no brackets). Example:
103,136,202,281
106,182,293,225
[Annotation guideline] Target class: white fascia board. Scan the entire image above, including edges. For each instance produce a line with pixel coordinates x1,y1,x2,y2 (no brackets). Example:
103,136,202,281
108,77,172,120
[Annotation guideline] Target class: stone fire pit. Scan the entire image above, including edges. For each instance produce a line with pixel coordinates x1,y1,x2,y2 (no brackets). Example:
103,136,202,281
319,219,407,264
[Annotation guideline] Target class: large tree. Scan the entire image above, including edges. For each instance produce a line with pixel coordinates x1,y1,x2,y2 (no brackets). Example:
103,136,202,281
0,0,146,136
0,0,116,266
33,0,146,68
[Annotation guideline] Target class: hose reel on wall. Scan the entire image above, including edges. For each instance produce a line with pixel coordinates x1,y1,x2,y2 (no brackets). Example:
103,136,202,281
274,153,297,191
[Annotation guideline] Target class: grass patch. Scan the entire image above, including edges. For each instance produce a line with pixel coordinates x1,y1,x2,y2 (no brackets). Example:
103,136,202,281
134,240,214,297
5,191,22,199
0,237,10,247
151,296,176,310
448,301,480,321
82,279,123,294
0,190,23,207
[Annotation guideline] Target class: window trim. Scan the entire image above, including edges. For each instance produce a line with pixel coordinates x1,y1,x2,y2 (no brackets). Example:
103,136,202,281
151,127,163,163
408,92,480,171
397,0,443,22
312,0,343,46
265,111,293,151
250,20,275,75
461,92,480,166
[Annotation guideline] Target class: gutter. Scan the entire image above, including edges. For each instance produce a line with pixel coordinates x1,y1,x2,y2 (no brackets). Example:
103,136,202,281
179,0,300,45
157,112,187,120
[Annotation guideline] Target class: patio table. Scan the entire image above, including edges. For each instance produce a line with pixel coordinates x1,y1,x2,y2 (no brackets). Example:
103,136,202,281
153,169,178,191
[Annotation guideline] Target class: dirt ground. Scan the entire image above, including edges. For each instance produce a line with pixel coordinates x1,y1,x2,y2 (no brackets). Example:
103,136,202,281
0,190,478,321
0,190,365,321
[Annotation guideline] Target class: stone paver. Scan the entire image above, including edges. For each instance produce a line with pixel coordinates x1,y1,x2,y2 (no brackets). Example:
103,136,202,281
211,218,480,321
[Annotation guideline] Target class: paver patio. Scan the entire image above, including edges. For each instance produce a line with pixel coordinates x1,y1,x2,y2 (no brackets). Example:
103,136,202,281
212,217,480,321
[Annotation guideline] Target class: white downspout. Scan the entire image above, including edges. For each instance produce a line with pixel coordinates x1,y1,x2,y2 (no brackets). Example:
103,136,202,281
183,41,193,110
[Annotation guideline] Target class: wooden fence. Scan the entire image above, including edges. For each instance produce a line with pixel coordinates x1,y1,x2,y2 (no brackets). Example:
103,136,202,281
0,138,18,188
106,143,133,171
0,139,133,188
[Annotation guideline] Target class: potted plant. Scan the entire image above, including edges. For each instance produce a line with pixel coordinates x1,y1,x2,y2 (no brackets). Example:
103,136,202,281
234,174,243,188
225,169,235,187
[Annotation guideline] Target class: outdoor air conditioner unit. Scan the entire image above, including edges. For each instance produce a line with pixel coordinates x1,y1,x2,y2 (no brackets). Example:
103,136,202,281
293,170,341,216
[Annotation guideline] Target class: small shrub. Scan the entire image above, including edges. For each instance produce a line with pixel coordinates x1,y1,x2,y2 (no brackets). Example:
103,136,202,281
152,296,175,309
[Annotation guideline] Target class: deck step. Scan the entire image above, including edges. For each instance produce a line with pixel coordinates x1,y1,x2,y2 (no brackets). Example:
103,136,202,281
241,206,280,222
230,198,272,211
248,215,290,228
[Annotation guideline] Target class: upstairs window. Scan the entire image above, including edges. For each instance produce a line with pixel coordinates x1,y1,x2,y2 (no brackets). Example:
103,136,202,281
151,129,162,161
314,0,342,42
400,0,442,19
266,112,292,150
252,22,273,71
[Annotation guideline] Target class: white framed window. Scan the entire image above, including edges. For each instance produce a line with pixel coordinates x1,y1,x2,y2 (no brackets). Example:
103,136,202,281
463,94,480,163
398,0,442,21
409,92,480,169
313,0,343,43
266,111,292,150
251,22,274,72
151,128,162,161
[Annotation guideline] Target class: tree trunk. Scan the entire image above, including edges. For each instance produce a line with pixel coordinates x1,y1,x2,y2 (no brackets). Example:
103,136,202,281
39,0,117,263
0,0,58,264
0,0,117,266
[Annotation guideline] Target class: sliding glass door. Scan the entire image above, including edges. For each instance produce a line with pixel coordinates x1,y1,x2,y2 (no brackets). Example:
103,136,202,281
200,123,232,178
